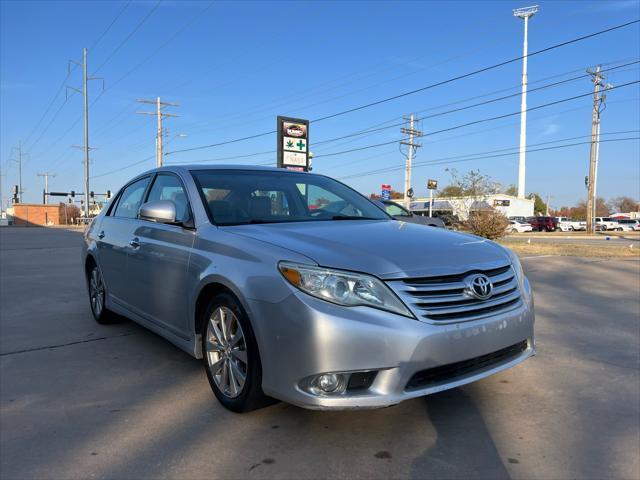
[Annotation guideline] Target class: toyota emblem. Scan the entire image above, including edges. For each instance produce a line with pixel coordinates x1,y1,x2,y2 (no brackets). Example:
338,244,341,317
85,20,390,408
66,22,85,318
465,273,493,300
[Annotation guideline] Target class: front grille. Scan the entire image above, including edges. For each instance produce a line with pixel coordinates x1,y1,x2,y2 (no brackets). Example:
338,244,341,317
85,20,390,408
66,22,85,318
406,340,528,390
387,264,521,323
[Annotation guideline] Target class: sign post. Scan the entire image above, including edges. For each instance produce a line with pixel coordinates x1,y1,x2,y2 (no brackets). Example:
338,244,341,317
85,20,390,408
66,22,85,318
277,116,310,172
427,179,438,217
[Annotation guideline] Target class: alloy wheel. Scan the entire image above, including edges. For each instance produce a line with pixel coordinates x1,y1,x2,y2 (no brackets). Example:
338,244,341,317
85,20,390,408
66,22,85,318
205,306,248,398
89,267,104,317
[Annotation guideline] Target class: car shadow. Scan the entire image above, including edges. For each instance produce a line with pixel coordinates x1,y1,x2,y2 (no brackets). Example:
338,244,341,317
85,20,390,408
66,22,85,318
409,388,511,479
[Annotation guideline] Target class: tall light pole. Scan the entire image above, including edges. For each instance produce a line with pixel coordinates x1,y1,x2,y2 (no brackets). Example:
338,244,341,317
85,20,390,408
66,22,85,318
513,5,539,199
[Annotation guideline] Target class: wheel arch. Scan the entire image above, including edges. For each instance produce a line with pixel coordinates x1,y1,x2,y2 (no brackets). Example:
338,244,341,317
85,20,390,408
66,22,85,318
193,280,254,359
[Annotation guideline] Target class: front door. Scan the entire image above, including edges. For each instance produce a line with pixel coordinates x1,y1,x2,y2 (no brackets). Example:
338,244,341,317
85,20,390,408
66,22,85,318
126,173,195,337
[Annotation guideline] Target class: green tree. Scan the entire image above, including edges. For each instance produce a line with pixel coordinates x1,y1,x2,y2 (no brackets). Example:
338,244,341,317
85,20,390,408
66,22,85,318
528,193,548,216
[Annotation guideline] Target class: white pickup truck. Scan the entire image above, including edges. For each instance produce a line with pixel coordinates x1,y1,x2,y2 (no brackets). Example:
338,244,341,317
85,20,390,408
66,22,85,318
555,217,586,232
595,217,619,231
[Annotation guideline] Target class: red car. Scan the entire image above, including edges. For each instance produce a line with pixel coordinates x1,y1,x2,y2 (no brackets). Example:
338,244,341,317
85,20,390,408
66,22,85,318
529,216,558,232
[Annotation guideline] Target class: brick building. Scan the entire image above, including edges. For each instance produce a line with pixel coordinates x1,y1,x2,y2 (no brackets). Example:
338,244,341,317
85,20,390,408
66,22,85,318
9,203,66,226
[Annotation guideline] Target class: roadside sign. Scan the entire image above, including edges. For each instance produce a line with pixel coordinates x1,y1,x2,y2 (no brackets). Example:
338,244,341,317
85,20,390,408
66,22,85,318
381,184,391,200
278,116,310,171
427,179,438,190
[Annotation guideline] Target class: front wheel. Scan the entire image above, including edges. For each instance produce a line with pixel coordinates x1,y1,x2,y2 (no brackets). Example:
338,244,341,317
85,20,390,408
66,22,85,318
202,293,269,413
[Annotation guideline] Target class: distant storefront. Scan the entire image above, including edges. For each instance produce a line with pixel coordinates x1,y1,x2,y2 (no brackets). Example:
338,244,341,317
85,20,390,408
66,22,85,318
411,194,534,220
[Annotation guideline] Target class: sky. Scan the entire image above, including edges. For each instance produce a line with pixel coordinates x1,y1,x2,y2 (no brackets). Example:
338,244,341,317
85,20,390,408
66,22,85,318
1,0,639,211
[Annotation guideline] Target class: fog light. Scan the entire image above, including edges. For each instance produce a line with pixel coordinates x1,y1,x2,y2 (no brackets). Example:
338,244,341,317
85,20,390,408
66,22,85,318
301,372,348,396
318,373,340,393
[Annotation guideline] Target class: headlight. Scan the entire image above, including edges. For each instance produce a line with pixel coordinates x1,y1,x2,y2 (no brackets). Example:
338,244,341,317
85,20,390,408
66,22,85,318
278,262,413,318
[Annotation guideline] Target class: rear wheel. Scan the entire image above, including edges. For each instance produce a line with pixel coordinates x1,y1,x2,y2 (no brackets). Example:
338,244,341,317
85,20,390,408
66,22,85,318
201,293,269,413
87,264,117,324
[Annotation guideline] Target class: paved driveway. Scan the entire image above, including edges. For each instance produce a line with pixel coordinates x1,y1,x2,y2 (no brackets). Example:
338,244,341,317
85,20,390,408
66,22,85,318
1,227,638,479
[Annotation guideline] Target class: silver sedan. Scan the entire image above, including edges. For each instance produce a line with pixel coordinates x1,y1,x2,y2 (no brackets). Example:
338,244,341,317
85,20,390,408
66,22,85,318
82,165,535,412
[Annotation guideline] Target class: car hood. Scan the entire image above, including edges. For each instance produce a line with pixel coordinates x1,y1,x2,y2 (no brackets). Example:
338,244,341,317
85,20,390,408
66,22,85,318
224,220,511,279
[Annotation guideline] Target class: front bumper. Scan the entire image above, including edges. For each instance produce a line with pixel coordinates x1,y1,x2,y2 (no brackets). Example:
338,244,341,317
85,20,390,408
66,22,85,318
247,277,535,410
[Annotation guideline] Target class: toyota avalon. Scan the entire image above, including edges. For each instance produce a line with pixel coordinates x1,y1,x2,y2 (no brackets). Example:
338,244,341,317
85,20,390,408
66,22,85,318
82,165,535,412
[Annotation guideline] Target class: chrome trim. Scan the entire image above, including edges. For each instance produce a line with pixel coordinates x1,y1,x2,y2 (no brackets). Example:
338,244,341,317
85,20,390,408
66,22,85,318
387,264,522,324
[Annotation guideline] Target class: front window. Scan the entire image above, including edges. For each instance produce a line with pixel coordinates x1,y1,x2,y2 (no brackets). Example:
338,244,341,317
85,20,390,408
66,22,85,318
146,174,191,224
191,169,390,226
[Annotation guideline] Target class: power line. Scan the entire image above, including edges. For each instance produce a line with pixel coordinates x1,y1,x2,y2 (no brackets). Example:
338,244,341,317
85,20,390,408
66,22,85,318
313,80,639,158
311,20,639,124
92,0,161,75
88,0,132,53
22,1,133,151
312,60,639,149
167,83,638,167
166,19,639,156
91,154,155,180
338,136,640,180
30,1,211,165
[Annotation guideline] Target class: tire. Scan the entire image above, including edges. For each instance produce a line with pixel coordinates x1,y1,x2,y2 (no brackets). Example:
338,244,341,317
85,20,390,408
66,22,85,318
201,292,269,413
87,263,117,324
600,226,607,231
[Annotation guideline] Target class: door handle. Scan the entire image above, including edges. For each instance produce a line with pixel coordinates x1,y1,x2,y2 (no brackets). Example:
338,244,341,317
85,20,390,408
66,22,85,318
129,238,140,249
97,231,105,239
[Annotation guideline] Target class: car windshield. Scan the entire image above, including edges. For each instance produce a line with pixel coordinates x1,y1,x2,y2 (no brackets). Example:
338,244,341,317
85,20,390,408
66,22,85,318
191,169,390,226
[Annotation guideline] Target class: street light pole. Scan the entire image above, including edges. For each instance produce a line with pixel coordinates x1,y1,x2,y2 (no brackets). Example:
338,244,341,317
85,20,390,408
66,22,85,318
513,5,539,200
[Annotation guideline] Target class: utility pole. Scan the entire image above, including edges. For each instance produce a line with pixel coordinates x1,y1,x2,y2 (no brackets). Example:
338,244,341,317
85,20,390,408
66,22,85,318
400,114,423,209
513,5,539,199
37,172,56,204
67,48,102,218
11,141,24,203
586,65,611,234
137,97,179,168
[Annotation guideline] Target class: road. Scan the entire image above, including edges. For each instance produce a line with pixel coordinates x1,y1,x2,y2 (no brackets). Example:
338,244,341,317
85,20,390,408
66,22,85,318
1,227,639,480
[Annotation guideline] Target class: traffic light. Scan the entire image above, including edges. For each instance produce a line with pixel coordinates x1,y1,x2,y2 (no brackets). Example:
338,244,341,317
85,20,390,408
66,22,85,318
407,187,414,198
68,198,72,204
106,190,111,199
70,190,75,198
90,191,94,199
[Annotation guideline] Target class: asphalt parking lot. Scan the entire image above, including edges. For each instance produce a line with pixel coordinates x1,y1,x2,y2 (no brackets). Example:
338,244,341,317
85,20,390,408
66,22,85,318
1,227,639,480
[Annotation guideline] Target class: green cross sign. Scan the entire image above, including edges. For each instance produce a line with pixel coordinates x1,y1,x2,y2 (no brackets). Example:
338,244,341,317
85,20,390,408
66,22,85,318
296,140,305,151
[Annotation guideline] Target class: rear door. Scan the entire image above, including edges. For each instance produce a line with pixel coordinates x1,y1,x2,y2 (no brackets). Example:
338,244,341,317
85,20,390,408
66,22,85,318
126,173,196,336
96,176,151,305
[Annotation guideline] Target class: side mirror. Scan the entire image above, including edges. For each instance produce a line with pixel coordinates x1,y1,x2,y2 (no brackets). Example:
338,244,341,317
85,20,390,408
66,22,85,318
139,200,177,224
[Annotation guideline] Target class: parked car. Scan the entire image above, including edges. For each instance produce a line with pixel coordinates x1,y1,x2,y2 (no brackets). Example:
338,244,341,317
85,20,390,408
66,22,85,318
433,213,465,231
614,219,640,231
83,166,535,412
594,217,618,231
507,220,533,233
375,199,445,228
508,216,528,223
555,217,586,232
529,216,558,232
